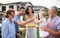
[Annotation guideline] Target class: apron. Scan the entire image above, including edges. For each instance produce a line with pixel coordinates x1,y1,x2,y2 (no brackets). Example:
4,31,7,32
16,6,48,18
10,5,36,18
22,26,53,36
45,16,59,38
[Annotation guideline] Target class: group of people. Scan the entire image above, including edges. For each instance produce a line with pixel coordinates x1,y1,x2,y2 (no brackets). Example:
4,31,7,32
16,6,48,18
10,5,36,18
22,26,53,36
1,6,60,38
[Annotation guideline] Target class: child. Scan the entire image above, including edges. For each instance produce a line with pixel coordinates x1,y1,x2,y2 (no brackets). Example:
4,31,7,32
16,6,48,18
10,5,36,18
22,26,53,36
36,11,49,38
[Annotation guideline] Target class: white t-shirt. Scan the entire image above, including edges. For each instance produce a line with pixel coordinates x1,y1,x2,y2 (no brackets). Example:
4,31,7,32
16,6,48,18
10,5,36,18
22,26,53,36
39,17,49,37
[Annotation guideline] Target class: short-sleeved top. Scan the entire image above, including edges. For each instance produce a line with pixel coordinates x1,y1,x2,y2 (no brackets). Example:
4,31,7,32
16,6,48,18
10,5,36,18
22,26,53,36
54,16,60,31
48,16,60,31
1,18,16,38
47,16,60,38
39,17,47,27
14,14,20,32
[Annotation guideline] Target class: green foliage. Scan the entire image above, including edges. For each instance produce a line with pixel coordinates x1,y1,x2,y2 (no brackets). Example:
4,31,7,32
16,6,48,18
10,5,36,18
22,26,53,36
58,11,60,16
37,28,40,38
46,16,49,20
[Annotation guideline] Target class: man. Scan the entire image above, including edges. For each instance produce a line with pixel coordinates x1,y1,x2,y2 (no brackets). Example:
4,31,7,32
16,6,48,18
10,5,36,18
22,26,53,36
14,7,35,38
40,6,60,38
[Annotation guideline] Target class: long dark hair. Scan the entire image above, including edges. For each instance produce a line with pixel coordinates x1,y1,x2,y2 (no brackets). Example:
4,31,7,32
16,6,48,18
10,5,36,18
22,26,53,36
26,6,34,15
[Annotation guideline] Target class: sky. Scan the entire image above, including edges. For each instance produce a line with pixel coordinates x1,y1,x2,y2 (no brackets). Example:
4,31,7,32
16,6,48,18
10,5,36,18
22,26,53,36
0,0,60,8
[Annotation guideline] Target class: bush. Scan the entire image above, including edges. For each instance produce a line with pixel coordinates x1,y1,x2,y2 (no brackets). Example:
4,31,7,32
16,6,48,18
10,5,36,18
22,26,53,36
58,11,60,16
46,16,49,20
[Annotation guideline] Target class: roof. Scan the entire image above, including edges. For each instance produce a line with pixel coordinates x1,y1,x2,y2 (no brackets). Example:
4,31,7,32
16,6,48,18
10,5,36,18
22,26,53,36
0,3,3,5
33,6,48,12
0,2,33,6
33,6,47,8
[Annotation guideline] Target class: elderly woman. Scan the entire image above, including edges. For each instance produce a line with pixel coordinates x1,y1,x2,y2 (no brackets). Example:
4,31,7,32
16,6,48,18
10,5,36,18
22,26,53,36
40,6,60,38
1,9,15,38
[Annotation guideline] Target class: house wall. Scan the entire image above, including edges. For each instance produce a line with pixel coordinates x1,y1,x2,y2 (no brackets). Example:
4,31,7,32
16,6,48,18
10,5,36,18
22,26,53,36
0,6,2,11
6,5,9,11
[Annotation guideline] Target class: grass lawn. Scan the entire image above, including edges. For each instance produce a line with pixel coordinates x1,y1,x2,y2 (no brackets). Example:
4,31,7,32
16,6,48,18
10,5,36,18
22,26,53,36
37,28,40,38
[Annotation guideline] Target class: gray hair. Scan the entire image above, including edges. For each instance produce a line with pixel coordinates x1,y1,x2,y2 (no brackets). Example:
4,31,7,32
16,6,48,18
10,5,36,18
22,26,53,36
51,6,58,13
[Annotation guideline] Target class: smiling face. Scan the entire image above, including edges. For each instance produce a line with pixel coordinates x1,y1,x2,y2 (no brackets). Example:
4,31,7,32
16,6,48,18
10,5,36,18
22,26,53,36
21,9,25,15
11,11,15,18
18,7,25,16
28,7,33,13
26,6,34,15
48,6,58,17
48,8,55,16
8,11,15,19
5,10,15,20
39,11,46,19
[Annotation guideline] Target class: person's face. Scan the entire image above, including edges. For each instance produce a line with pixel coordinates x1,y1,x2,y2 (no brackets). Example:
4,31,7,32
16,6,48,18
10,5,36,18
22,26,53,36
48,8,55,16
19,9,25,15
28,7,32,13
21,9,25,15
9,12,15,19
11,12,15,18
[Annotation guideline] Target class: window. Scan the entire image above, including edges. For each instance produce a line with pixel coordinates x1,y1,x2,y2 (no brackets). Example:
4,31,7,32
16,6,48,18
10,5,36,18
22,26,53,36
17,6,19,11
9,5,14,9
2,6,6,12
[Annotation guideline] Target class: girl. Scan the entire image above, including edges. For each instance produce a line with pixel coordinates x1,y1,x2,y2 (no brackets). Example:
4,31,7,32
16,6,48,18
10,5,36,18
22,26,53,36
36,11,49,38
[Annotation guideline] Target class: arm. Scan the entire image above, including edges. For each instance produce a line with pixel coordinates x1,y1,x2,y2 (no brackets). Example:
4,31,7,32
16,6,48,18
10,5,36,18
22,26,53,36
16,33,22,38
46,23,60,36
35,19,43,23
46,28,60,36
16,17,35,25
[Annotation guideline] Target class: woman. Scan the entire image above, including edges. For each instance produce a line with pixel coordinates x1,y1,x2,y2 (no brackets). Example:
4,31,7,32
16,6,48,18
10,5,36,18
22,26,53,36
1,9,16,38
25,6,37,38
40,6,60,38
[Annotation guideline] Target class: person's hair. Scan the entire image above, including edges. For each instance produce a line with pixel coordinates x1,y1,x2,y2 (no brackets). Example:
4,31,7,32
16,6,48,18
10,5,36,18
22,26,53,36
51,6,58,13
4,9,15,18
19,7,25,10
26,6,34,15
39,11,46,17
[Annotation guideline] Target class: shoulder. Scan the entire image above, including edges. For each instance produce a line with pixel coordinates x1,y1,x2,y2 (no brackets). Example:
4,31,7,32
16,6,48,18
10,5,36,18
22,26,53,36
25,15,28,19
15,11,18,15
57,16,60,20
56,16,60,22
44,17,46,20
42,17,46,21
14,14,20,20
2,19,8,27
55,16,60,25
2,19,8,24
15,14,19,17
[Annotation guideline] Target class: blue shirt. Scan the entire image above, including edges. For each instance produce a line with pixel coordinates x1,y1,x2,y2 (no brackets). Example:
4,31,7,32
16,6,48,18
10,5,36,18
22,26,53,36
1,18,16,38
14,14,20,32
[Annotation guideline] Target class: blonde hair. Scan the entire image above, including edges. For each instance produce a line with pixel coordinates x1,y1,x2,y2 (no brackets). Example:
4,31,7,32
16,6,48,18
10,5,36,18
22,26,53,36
39,11,46,17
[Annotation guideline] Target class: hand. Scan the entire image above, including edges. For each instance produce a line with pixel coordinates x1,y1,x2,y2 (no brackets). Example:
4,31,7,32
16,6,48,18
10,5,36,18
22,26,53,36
26,16,36,23
40,26,48,31
26,16,35,22
16,33,22,38
30,16,36,21
40,26,45,31
32,16,36,19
